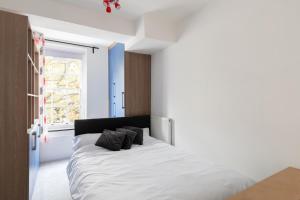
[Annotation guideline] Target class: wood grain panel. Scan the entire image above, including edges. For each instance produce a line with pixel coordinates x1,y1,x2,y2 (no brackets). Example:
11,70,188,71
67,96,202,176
227,167,300,200
0,10,29,200
125,52,151,117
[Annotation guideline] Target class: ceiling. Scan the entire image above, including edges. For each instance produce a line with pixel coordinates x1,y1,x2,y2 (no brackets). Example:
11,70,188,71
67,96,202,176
50,0,207,21
0,0,207,53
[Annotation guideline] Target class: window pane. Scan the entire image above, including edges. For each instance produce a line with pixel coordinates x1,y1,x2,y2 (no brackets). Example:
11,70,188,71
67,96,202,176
45,56,81,125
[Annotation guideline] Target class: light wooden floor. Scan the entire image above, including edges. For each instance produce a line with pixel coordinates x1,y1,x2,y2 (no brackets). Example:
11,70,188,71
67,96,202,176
32,159,72,200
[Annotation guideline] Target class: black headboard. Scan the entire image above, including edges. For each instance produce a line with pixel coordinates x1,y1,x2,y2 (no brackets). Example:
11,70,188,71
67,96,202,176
74,115,150,136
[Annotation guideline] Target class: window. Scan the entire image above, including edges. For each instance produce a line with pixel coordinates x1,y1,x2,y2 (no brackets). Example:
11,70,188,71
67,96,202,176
44,55,82,126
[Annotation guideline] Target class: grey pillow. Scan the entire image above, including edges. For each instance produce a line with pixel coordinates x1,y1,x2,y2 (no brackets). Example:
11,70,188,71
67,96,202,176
116,128,137,149
123,126,143,145
95,130,125,151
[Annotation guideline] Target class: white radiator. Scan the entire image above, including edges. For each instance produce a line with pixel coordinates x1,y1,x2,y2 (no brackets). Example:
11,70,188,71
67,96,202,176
151,116,173,145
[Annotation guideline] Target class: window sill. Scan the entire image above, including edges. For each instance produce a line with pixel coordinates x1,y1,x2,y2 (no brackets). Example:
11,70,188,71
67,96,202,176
45,129,75,138
47,124,74,132
48,128,74,133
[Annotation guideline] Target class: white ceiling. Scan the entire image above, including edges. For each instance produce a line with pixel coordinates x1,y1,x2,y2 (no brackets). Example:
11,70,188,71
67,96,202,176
0,0,207,52
32,25,114,46
50,0,207,21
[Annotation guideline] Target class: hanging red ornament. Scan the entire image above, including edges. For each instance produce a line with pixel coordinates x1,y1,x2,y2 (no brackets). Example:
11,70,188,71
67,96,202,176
114,2,120,9
106,6,112,13
103,0,109,7
103,0,121,13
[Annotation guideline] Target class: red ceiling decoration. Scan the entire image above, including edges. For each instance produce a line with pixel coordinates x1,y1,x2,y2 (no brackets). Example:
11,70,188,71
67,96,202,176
103,0,121,13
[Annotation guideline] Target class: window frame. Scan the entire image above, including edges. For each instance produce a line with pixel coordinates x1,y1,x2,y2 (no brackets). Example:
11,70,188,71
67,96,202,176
44,46,87,131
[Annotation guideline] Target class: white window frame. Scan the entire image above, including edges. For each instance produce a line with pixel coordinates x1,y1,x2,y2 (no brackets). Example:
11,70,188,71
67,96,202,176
44,44,87,131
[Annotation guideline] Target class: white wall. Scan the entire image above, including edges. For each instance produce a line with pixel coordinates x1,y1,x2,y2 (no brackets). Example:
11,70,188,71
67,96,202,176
40,131,74,163
86,46,109,119
40,45,109,163
151,0,300,181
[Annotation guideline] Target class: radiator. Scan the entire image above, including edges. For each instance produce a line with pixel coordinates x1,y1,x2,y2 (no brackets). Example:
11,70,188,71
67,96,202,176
151,116,173,145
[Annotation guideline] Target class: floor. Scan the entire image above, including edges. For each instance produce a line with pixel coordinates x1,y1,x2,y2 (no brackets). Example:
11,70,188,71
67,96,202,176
32,159,72,200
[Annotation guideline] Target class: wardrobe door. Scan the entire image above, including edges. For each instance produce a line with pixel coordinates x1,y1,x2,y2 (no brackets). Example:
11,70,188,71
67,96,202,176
109,43,125,117
125,52,151,117
0,11,29,200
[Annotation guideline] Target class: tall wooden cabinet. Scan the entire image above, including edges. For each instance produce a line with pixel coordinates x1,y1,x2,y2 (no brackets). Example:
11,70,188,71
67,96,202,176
125,52,151,116
0,10,40,200
109,43,151,117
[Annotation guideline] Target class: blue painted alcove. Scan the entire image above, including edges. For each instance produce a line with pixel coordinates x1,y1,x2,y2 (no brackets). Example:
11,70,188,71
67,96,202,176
108,43,125,117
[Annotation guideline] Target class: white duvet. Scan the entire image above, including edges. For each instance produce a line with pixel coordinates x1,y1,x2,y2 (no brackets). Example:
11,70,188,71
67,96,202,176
67,136,254,200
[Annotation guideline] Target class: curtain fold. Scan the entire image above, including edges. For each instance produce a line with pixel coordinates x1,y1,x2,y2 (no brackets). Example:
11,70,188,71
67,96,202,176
33,31,47,142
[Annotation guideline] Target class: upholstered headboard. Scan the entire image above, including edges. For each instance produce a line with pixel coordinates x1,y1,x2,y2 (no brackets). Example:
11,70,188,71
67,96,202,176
74,115,150,136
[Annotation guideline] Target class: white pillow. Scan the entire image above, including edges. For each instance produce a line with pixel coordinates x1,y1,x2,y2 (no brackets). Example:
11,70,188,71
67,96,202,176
73,133,101,151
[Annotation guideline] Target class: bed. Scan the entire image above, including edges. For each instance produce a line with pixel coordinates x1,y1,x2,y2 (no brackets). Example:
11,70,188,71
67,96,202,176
67,116,254,200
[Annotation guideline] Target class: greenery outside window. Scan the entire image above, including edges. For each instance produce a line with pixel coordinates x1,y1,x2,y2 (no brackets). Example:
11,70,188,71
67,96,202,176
44,56,82,128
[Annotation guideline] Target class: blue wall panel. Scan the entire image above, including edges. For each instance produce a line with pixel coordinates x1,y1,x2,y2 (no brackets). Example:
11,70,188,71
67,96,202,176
108,43,125,117
29,134,40,200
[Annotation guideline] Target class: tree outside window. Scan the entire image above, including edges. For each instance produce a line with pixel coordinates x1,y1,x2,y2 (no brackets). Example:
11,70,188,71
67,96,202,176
44,56,81,125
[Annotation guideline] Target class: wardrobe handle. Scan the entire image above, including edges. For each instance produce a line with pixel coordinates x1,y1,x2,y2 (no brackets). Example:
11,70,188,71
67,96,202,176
113,102,116,117
31,131,37,151
113,82,116,98
122,92,125,109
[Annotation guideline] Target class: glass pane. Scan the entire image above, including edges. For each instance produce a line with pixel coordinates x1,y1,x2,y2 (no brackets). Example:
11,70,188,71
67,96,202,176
45,56,81,125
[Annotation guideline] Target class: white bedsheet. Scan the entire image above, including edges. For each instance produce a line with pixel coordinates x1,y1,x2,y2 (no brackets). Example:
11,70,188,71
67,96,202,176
67,136,254,200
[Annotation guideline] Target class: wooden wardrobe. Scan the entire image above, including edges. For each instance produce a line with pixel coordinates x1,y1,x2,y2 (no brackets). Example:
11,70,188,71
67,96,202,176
124,52,151,116
109,43,151,118
0,10,40,200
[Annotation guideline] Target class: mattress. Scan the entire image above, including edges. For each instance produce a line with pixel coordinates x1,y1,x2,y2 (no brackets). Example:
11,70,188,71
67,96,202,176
67,136,254,200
